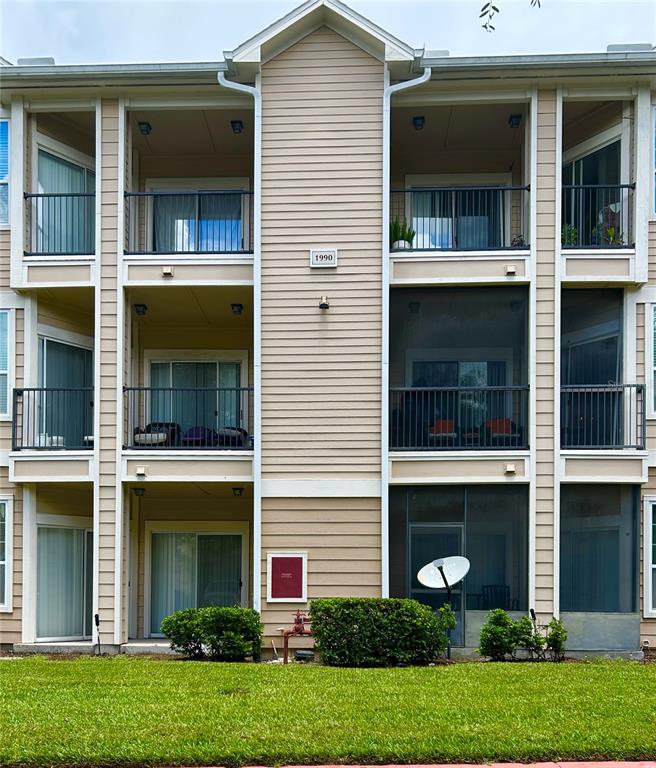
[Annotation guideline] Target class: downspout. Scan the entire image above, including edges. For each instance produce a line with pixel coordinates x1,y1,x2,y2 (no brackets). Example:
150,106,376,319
381,66,431,597
218,70,263,613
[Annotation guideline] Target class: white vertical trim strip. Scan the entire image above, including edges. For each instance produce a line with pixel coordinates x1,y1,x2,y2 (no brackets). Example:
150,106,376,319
217,70,262,612
20,484,36,642
553,87,563,619
528,87,538,614
0,497,13,612
635,85,651,283
113,96,126,646
9,97,24,288
92,96,102,647
23,295,38,388
647,302,655,420
381,65,431,598
644,496,656,619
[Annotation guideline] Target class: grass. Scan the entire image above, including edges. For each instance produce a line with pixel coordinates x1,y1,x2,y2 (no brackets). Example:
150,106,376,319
0,656,655,767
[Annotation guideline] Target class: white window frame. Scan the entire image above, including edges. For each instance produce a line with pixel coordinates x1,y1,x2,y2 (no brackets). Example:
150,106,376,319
646,303,656,420
143,520,250,639
0,496,13,612
266,551,308,604
643,496,656,619
0,308,15,422
142,177,250,254
143,349,249,389
0,117,9,230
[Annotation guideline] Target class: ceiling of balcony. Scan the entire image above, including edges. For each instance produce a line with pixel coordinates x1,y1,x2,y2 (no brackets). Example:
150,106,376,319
127,285,253,328
130,109,253,156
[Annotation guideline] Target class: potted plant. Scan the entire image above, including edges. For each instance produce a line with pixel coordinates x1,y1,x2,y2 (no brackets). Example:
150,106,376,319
561,223,578,247
511,234,526,248
593,225,625,247
390,216,416,250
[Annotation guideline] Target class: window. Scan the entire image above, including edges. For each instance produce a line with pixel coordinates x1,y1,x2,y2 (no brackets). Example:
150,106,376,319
0,498,12,611
0,310,10,417
560,485,638,614
645,498,656,617
0,120,8,226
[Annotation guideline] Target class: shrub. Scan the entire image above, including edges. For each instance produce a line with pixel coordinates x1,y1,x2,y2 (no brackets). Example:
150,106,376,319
545,618,568,662
160,608,204,659
160,606,263,661
197,606,263,661
478,608,516,661
479,609,566,662
310,597,453,667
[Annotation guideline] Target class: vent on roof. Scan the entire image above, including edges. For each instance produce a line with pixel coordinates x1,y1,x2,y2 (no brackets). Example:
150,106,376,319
17,56,55,66
606,43,653,52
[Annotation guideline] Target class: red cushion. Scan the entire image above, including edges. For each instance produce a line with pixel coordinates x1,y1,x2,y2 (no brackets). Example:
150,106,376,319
486,418,513,434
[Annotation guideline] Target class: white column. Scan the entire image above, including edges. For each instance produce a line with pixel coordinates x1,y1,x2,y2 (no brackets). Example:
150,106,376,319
634,84,651,283
9,97,24,288
20,483,36,643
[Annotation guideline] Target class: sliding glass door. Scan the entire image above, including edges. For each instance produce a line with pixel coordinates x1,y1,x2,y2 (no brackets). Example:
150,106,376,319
37,150,95,254
39,338,94,448
37,526,93,640
150,532,242,636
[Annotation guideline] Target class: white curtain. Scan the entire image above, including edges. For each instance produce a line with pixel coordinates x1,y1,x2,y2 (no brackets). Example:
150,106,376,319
150,532,196,635
37,150,94,254
197,535,241,607
37,526,85,639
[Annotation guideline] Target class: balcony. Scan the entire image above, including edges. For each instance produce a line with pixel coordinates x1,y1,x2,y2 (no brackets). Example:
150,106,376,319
12,388,94,450
390,385,529,451
390,185,530,252
561,183,635,249
560,384,645,450
24,192,95,257
124,386,253,450
125,190,253,256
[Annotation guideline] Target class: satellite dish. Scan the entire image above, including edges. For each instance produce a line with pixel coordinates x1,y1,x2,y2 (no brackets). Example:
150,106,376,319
417,556,470,590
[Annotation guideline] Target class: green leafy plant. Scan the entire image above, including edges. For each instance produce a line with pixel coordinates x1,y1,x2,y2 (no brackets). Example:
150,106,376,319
310,597,452,667
545,617,568,662
479,609,566,662
390,216,416,247
593,225,625,247
561,223,579,246
511,234,526,247
160,606,262,661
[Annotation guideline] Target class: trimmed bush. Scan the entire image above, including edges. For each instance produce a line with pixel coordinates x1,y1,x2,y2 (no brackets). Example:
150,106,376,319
160,608,204,659
197,606,263,661
310,597,455,667
160,606,262,661
478,609,567,662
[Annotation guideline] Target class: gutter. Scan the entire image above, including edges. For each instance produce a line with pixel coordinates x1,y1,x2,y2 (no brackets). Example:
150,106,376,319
217,70,263,615
380,66,431,598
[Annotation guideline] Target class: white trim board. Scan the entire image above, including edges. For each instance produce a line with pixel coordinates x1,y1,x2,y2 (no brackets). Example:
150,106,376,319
0,496,14,613
266,551,308,604
643,496,656,619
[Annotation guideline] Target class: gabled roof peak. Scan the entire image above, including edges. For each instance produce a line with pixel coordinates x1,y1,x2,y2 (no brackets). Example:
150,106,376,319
224,0,417,78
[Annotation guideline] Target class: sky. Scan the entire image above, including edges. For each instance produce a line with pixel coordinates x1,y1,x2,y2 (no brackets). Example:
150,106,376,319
0,0,654,66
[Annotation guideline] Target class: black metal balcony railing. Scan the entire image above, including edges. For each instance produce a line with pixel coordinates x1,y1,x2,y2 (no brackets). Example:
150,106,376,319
12,388,94,450
389,186,530,252
124,191,254,255
24,193,95,256
561,183,635,248
124,387,254,449
560,384,645,450
389,386,530,451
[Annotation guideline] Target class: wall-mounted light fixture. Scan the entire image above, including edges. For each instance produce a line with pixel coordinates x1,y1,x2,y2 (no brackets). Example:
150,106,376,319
508,114,522,129
232,487,243,497
133,487,146,497
319,296,330,310
133,303,148,317
231,119,244,134
231,303,243,316
138,121,152,136
412,115,425,131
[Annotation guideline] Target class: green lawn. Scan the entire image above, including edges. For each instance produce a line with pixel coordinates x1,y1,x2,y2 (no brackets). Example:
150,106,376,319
1,656,655,767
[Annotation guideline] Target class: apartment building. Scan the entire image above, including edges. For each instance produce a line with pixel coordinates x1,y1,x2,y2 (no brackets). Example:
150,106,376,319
0,0,655,656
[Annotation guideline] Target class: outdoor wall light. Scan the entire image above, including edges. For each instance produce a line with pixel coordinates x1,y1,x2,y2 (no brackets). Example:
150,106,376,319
232,487,244,497
412,115,425,131
231,303,244,316
133,487,146,497
319,296,330,310
138,121,152,136
133,303,148,317
508,113,522,129
231,119,244,134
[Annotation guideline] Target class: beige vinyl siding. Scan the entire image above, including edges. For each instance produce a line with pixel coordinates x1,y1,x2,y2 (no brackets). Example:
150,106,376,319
648,221,656,283
0,469,22,645
97,99,119,644
535,90,557,617
260,27,383,480
260,497,381,641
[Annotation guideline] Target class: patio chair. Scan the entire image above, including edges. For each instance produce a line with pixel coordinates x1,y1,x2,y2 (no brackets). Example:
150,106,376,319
132,421,181,448
427,419,457,447
483,418,522,448
216,426,249,448
181,426,218,448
